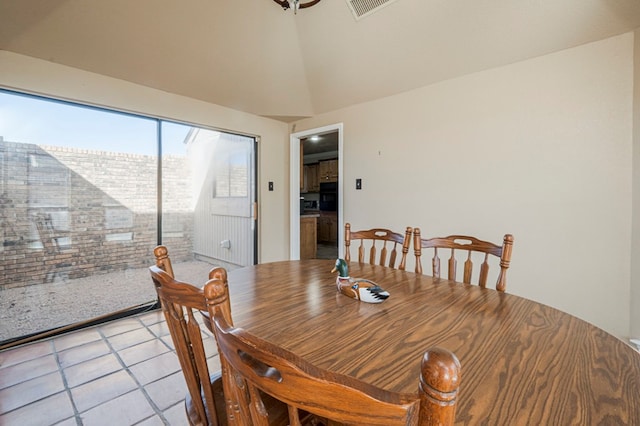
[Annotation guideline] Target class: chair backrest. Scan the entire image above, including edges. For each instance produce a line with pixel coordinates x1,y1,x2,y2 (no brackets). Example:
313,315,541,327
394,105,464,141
345,223,412,270
205,276,462,426
413,229,514,292
150,245,229,426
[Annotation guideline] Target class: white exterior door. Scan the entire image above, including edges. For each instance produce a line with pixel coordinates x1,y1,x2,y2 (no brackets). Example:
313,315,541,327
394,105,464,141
188,129,257,266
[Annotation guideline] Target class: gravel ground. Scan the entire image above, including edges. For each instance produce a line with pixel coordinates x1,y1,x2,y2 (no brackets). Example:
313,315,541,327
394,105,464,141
0,260,238,342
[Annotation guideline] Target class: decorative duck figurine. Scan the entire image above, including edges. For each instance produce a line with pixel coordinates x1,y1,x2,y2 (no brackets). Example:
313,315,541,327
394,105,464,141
331,259,390,303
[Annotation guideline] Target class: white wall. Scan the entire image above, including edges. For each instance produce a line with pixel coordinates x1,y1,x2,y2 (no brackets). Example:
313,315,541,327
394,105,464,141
632,30,640,340
0,50,292,264
293,33,635,339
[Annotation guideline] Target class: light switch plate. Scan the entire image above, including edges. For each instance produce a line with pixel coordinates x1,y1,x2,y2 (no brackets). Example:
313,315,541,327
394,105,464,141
356,178,362,190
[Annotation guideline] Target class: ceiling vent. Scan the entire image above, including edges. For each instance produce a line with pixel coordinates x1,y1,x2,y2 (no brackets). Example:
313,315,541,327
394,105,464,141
345,0,400,20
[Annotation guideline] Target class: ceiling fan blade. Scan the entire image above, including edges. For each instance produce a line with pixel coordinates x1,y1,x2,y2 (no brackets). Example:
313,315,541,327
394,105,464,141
273,0,290,9
299,0,322,8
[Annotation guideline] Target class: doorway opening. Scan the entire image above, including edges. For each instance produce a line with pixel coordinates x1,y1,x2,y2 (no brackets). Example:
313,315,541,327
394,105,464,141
289,124,343,260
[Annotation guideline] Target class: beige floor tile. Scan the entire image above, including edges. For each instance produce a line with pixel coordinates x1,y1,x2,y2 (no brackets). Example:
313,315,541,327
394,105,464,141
117,339,170,366
53,417,79,426
79,389,155,426
0,371,65,414
57,339,111,368
136,414,167,426
144,371,187,411
98,317,144,337
146,321,171,338
162,402,191,426
0,391,74,426
161,335,175,350
0,354,58,389
71,370,138,413
128,351,181,385
0,341,53,369
107,327,155,351
138,311,165,326
63,353,122,388
53,329,102,352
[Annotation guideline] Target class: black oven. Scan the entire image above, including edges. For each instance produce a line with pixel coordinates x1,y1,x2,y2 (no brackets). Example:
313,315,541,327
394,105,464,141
319,182,337,211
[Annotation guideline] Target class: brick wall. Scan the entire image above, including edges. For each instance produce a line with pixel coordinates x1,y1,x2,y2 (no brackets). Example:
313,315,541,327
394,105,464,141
0,141,193,289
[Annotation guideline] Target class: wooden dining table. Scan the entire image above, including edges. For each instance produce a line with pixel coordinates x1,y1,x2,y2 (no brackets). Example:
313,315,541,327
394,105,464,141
217,259,640,425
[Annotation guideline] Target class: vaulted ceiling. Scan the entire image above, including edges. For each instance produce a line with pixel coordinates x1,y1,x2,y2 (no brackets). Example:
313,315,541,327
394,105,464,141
2,0,640,122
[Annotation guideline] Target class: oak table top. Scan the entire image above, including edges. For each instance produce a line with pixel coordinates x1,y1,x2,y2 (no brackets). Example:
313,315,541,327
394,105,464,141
219,259,640,425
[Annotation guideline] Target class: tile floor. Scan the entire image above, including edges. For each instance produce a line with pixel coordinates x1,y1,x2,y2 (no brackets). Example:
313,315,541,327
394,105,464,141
316,243,338,260
0,309,221,426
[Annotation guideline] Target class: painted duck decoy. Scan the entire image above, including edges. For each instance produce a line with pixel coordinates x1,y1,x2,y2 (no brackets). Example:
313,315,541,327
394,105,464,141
331,258,390,303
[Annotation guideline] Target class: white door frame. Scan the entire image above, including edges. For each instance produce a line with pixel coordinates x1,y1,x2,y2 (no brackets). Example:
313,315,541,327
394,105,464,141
289,123,344,260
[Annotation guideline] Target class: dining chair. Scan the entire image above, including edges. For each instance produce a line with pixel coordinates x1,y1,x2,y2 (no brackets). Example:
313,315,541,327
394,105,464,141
149,257,227,425
205,272,462,426
344,222,412,270
151,245,292,425
412,229,514,292
32,212,71,282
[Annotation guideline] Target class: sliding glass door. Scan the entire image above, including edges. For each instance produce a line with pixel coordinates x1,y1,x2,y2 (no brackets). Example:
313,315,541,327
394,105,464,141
0,90,257,346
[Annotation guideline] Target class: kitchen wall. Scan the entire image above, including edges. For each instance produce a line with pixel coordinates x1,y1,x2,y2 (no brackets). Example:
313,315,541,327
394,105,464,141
292,32,635,340
0,50,292,264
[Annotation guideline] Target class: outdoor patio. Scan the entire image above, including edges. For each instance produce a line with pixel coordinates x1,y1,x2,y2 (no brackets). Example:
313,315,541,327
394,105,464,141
0,259,232,345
